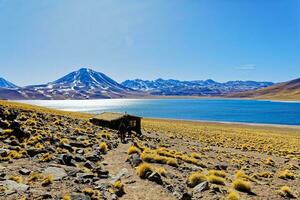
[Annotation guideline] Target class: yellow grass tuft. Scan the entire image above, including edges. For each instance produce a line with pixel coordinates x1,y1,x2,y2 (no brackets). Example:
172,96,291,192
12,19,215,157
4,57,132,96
9,175,23,183
42,175,54,186
278,170,295,180
99,142,108,154
208,170,226,178
278,186,296,198
227,190,240,200
63,194,71,200
207,174,226,185
232,179,252,193
187,172,207,188
128,146,141,155
136,163,153,179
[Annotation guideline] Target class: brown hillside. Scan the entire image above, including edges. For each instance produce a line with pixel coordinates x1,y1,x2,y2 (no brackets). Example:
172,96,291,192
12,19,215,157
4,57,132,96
228,78,300,101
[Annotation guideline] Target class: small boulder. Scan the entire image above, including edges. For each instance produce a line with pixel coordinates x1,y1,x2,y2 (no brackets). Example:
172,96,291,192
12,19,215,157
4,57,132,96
127,153,142,167
57,154,76,166
147,172,163,185
0,180,29,193
193,181,209,193
43,167,67,180
19,168,31,175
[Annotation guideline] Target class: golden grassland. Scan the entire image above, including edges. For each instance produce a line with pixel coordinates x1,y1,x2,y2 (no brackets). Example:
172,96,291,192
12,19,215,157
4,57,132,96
142,118,300,157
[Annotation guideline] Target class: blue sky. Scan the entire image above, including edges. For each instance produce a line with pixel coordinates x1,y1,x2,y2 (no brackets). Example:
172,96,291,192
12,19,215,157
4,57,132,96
0,0,299,86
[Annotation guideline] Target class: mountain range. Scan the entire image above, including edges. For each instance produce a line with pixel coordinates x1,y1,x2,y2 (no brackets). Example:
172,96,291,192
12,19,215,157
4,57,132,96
0,68,141,100
228,77,300,101
121,79,273,96
1,67,297,100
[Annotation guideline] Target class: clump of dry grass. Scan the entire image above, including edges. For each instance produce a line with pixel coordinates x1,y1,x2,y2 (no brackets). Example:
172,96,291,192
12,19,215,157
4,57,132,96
278,186,296,198
227,190,240,200
232,179,252,193
128,146,141,155
28,172,43,183
9,175,23,183
41,175,54,186
187,172,207,188
113,180,125,197
278,170,295,180
63,194,71,200
207,175,226,185
137,163,153,179
264,157,275,166
208,170,226,178
99,142,108,154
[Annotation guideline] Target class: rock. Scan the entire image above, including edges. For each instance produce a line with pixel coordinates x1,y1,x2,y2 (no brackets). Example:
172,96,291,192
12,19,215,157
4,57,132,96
57,154,76,166
215,163,228,171
70,193,91,200
42,167,67,180
40,193,52,199
173,192,192,200
93,168,109,179
74,155,87,163
10,139,20,146
0,180,29,193
110,168,129,184
127,153,142,167
77,173,95,179
85,153,102,162
76,148,85,155
83,161,95,169
19,168,31,175
0,148,9,157
70,142,86,148
27,148,47,157
58,143,74,152
147,172,163,185
193,181,209,193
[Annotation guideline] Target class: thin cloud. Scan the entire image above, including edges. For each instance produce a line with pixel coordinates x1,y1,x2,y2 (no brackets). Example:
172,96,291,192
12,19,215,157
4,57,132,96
236,64,256,70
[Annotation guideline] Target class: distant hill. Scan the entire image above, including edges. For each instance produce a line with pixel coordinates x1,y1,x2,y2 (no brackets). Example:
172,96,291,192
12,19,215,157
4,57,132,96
0,68,142,100
0,77,18,88
228,78,300,100
122,79,273,96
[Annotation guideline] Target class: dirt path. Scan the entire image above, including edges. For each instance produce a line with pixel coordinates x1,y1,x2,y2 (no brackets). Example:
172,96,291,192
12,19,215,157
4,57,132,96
103,142,176,200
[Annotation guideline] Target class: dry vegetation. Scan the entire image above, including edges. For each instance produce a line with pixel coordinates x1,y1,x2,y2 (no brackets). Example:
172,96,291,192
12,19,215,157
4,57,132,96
0,100,299,200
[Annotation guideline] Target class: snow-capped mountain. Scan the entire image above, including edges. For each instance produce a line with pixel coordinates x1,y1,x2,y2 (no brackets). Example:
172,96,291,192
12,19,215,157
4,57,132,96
0,77,18,88
122,79,274,96
0,68,141,100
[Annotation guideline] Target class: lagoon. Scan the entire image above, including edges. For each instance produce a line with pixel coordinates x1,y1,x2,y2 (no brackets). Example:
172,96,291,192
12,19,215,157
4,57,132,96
18,99,300,126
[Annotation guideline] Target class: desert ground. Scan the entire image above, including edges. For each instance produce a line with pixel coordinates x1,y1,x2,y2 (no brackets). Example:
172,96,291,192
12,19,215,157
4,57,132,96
0,101,299,200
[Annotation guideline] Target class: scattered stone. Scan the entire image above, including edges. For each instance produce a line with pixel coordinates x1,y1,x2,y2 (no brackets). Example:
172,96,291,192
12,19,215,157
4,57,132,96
77,173,95,179
83,161,95,169
58,143,74,152
70,142,86,148
147,172,163,185
193,181,209,193
85,153,102,162
70,193,91,200
27,148,47,157
127,153,142,167
43,167,67,180
58,154,76,166
93,168,109,179
215,163,228,171
74,155,87,162
19,168,31,175
110,168,129,184
0,180,29,193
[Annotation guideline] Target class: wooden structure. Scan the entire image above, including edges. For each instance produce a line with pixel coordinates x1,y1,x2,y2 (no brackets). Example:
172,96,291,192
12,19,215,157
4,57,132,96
90,112,142,135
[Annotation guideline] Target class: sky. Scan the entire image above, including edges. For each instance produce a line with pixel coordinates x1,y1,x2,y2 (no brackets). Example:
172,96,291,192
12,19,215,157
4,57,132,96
0,0,299,86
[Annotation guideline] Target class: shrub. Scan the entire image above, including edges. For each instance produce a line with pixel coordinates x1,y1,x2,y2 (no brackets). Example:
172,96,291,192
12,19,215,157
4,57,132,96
137,163,153,179
156,167,167,177
264,157,275,166
42,175,54,186
113,180,125,197
232,179,252,193
28,172,43,182
128,146,141,155
208,170,226,178
63,194,71,200
278,170,295,180
227,190,240,200
191,152,201,159
207,175,226,185
8,150,22,159
99,142,108,154
278,186,296,198
187,172,207,188
9,175,23,183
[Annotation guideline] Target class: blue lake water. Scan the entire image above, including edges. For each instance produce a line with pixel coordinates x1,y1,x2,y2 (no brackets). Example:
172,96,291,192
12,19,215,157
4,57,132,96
18,99,300,126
